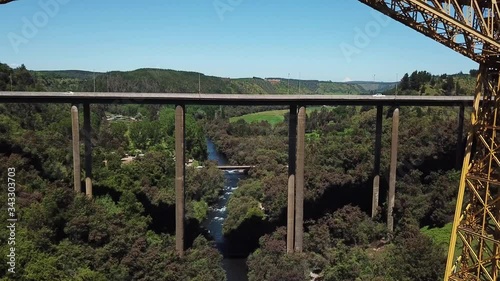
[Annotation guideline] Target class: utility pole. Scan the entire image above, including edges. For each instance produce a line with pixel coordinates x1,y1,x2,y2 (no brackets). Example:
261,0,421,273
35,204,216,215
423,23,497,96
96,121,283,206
288,73,290,95
298,73,301,95
396,73,398,96
198,74,201,93
93,70,96,93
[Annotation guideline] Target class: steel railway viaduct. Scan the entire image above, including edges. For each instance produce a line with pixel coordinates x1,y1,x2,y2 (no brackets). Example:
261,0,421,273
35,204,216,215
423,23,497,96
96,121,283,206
0,91,473,256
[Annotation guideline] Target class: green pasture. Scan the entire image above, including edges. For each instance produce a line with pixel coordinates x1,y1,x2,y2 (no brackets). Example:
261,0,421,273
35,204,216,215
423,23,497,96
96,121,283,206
229,110,288,126
229,106,331,126
421,223,453,250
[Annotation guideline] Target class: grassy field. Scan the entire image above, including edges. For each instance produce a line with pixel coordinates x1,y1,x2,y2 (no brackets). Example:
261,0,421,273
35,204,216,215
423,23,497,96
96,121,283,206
229,106,330,126
229,110,288,125
422,223,471,263
421,223,453,250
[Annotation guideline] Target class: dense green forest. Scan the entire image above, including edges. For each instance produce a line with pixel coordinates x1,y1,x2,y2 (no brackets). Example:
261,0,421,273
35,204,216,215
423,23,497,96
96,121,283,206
0,62,477,280
0,63,228,280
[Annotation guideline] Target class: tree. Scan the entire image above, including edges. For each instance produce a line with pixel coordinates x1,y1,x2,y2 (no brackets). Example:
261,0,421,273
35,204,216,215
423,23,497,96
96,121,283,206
420,85,426,95
13,64,35,90
248,228,307,281
129,120,163,150
430,77,436,86
0,63,10,91
442,76,455,95
409,71,420,90
382,227,446,281
400,73,410,90
425,171,459,227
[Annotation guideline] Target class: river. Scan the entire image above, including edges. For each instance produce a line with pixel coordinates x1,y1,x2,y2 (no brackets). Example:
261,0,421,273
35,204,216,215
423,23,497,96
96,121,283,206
203,139,249,281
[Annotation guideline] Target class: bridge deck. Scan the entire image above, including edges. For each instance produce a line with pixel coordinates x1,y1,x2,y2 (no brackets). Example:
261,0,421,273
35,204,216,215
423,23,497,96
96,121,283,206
0,92,474,106
217,165,255,170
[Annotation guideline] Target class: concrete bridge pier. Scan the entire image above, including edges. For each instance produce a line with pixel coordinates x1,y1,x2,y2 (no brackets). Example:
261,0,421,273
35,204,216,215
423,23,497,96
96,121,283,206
372,176,380,219
295,106,306,253
456,104,465,169
175,104,186,257
387,108,399,234
83,103,93,197
287,105,297,254
372,105,383,218
83,104,92,177
71,104,93,197
71,106,81,193
85,177,93,199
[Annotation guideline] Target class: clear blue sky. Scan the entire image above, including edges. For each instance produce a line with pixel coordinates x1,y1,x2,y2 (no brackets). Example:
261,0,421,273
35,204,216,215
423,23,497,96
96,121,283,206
0,0,477,82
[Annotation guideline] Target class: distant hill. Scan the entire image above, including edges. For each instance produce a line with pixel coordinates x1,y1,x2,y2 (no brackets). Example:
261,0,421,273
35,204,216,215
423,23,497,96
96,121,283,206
0,63,476,98
36,70,99,79
31,68,396,95
233,77,369,95
345,81,398,93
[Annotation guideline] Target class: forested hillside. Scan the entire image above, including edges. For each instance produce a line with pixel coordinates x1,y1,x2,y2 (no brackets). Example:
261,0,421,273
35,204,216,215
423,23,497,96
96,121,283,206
345,81,398,92
0,62,398,95
36,68,369,94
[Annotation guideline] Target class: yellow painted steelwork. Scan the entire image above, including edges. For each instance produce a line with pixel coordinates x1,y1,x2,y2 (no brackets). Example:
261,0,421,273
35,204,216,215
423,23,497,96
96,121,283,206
357,1,500,280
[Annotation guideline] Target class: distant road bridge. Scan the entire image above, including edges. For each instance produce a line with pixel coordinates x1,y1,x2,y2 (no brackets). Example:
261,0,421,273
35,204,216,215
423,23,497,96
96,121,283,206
0,91,473,256
193,165,254,172
216,165,255,171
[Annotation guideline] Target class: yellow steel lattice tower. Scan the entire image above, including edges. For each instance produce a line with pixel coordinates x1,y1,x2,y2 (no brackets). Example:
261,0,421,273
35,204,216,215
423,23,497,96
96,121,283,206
357,0,500,280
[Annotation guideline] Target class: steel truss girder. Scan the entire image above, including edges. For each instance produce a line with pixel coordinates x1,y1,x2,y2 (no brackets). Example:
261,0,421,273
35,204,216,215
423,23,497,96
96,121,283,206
446,63,500,281
357,1,500,280
358,0,500,64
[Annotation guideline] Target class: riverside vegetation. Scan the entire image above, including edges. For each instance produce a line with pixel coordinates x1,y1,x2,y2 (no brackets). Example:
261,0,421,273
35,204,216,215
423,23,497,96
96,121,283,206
0,62,476,280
